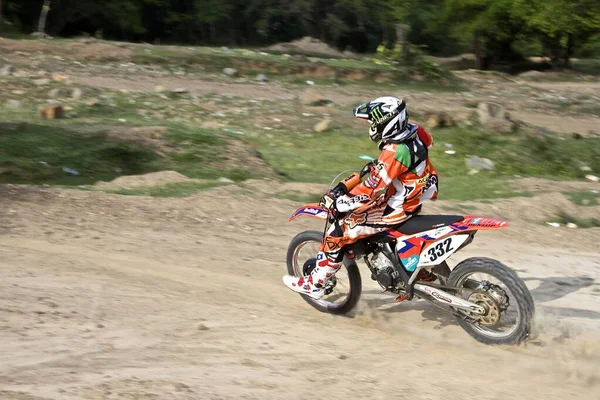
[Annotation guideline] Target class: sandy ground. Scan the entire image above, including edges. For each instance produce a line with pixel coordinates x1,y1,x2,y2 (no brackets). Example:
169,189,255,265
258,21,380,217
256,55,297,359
1,184,599,400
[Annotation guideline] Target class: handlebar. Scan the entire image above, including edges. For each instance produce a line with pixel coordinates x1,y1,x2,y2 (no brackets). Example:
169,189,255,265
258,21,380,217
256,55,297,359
329,161,375,200
359,160,375,178
324,161,376,224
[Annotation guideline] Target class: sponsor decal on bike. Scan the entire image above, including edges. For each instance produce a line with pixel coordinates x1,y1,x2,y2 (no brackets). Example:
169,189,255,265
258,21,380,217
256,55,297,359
302,207,325,215
422,286,453,303
427,226,453,238
402,255,419,272
465,217,507,228
431,290,452,303
291,206,329,221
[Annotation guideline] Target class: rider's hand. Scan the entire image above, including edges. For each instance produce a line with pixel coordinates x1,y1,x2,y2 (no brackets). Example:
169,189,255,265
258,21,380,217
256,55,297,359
319,193,336,212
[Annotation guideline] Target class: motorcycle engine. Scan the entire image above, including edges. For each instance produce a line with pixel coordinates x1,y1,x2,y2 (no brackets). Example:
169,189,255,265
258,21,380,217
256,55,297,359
370,252,398,289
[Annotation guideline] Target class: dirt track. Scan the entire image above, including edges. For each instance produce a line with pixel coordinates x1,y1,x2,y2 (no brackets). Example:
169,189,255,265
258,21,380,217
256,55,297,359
1,184,599,399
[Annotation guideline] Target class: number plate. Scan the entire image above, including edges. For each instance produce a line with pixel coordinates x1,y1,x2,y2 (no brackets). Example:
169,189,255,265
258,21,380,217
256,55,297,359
419,235,470,266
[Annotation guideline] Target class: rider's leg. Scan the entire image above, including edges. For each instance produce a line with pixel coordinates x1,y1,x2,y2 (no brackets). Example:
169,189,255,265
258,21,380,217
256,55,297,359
283,215,388,298
282,246,345,299
283,224,346,299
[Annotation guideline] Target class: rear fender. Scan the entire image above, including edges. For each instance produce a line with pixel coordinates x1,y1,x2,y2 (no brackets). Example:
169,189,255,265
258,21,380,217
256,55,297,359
416,216,508,267
289,203,329,222
395,216,508,270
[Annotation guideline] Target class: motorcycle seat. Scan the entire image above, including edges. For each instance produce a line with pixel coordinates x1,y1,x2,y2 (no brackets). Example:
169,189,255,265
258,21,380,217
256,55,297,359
395,215,464,235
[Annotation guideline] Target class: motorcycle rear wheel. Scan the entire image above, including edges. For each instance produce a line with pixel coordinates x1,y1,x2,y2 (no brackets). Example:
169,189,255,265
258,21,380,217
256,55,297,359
448,257,534,345
286,230,362,315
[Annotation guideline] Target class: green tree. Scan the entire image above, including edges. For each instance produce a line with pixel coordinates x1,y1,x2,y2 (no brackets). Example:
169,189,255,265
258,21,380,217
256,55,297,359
195,0,232,42
390,0,464,56
1,0,597,64
441,0,528,69
515,0,600,66
244,0,313,44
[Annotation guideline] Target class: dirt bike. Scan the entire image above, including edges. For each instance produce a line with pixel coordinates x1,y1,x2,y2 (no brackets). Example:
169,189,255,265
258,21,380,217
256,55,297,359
286,161,535,345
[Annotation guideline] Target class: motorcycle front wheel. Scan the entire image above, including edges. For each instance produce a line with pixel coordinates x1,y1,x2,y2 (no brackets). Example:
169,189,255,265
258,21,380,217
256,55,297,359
286,230,362,315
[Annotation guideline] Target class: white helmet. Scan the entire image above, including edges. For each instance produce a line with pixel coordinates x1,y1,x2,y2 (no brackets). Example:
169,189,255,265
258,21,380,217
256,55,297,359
353,96,413,144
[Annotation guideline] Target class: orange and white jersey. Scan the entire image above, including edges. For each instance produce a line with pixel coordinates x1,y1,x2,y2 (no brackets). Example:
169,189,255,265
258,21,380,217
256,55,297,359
339,123,438,226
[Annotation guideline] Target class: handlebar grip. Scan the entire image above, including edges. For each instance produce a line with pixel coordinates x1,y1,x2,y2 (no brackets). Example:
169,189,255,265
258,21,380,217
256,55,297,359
359,161,374,178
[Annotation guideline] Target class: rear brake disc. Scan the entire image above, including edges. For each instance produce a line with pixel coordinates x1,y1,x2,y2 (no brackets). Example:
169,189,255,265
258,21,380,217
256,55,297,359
468,292,502,326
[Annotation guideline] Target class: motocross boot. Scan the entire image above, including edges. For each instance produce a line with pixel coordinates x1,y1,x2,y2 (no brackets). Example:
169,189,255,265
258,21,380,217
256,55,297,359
283,251,342,299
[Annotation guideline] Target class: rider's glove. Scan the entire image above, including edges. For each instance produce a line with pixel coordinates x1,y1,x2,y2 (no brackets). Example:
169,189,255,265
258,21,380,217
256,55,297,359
319,193,336,212
336,194,371,213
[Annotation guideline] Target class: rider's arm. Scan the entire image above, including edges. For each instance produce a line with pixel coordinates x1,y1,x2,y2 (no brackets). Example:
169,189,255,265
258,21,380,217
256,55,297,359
335,145,410,212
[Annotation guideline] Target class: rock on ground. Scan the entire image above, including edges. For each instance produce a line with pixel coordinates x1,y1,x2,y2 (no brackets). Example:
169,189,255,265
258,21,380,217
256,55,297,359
313,118,332,132
423,111,454,129
466,156,495,171
476,102,517,133
52,73,71,84
40,104,64,119
0,65,15,76
72,88,84,99
32,78,51,86
223,68,238,77
48,88,64,99
476,102,507,124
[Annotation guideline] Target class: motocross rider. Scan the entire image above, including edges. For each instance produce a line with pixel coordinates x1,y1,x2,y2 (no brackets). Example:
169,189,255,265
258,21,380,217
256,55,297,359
283,96,439,299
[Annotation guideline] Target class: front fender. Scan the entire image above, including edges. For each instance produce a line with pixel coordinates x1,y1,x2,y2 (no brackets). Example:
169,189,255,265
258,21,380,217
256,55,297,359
289,203,329,222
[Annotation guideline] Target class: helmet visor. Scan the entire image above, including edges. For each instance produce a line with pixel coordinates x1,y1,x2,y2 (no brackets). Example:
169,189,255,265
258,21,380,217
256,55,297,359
353,103,370,120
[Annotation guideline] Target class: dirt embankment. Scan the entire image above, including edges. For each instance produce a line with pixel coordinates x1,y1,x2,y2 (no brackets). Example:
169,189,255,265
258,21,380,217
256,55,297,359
0,38,133,60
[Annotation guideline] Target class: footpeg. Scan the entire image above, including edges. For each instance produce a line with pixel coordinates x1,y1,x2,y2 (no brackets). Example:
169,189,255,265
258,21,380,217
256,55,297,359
395,294,408,303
